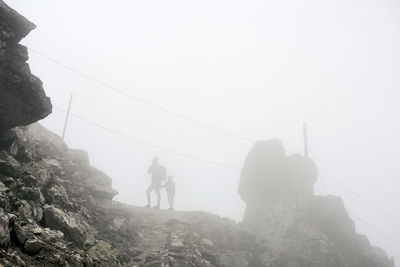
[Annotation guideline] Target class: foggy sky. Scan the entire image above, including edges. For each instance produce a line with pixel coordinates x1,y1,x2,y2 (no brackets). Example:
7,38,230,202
5,0,400,263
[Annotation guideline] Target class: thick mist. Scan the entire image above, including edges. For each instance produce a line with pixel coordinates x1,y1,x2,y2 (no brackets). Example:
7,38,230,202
5,0,400,263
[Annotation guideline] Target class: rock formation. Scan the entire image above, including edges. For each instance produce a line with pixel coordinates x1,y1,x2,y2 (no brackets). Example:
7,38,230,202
238,139,395,267
0,1,396,266
0,1,51,134
239,139,317,222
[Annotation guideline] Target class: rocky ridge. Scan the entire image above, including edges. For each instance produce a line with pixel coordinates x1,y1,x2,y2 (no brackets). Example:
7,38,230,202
0,124,396,266
0,123,263,266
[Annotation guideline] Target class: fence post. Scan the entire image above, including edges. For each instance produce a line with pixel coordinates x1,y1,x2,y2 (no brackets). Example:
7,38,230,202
62,94,73,141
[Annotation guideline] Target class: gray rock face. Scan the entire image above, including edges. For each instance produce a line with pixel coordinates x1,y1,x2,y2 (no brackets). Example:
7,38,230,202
43,205,86,247
239,139,317,214
239,139,395,267
0,124,121,266
0,0,51,133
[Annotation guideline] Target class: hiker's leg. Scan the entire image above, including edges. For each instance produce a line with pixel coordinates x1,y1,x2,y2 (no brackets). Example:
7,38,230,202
155,186,161,207
146,185,153,206
167,193,173,209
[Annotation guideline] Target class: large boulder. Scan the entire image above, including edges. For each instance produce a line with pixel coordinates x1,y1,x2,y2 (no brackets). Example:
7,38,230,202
43,205,86,247
239,139,318,216
239,139,288,206
0,0,51,133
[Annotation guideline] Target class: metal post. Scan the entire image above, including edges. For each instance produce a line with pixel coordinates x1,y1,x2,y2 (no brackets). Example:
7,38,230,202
62,94,73,141
303,122,309,158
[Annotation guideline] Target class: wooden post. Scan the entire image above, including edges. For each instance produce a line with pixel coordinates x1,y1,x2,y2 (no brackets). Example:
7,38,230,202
303,122,309,158
62,94,73,141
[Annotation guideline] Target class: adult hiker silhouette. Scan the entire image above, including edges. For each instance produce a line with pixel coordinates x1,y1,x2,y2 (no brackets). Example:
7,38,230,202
145,157,166,209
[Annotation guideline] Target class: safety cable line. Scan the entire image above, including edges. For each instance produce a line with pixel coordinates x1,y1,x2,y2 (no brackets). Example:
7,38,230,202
29,48,255,143
350,212,400,246
317,165,400,225
54,104,399,247
54,99,400,226
53,105,241,170
33,48,400,247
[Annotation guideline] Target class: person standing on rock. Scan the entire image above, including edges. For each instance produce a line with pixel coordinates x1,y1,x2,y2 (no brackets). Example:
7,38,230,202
163,175,176,210
145,157,166,209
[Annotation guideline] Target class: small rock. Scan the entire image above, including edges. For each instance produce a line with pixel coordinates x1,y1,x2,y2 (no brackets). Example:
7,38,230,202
0,182,7,192
24,238,43,255
0,210,10,246
202,238,214,247
31,227,43,234
13,222,28,244
2,177,16,189
43,159,62,176
170,240,184,252
87,240,118,265
0,151,20,178
45,184,69,205
31,205,43,222
43,205,86,247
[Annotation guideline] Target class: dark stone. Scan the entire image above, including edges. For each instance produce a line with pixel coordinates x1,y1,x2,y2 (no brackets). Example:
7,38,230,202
24,238,43,255
0,209,10,246
0,151,20,177
0,1,52,134
201,251,217,265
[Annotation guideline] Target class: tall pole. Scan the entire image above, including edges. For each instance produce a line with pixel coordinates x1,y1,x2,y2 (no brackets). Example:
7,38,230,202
303,122,309,158
62,94,73,141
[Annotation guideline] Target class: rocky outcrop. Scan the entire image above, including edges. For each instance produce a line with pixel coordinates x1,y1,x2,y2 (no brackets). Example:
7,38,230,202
238,139,395,267
0,123,263,266
0,123,121,266
0,123,394,267
0,0,51,134
239,139,317,220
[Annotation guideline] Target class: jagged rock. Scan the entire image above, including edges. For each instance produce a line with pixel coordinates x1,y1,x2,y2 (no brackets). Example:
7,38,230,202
239,139,288,206
45,184,70,205
239,140,395,267
40,227,64,243
90,184,118,200
31,204,43,222
67,149,90,165
13,222,28,244
202,238,214,247
0,209,10,246
17,186,45,204
43,205,86,247
0,151,20,177
2,177,16,189
0,182,7,192
87,240,119,266
42,159,62,176
24,238,43,255
83,165,113,187
0,1,51,134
